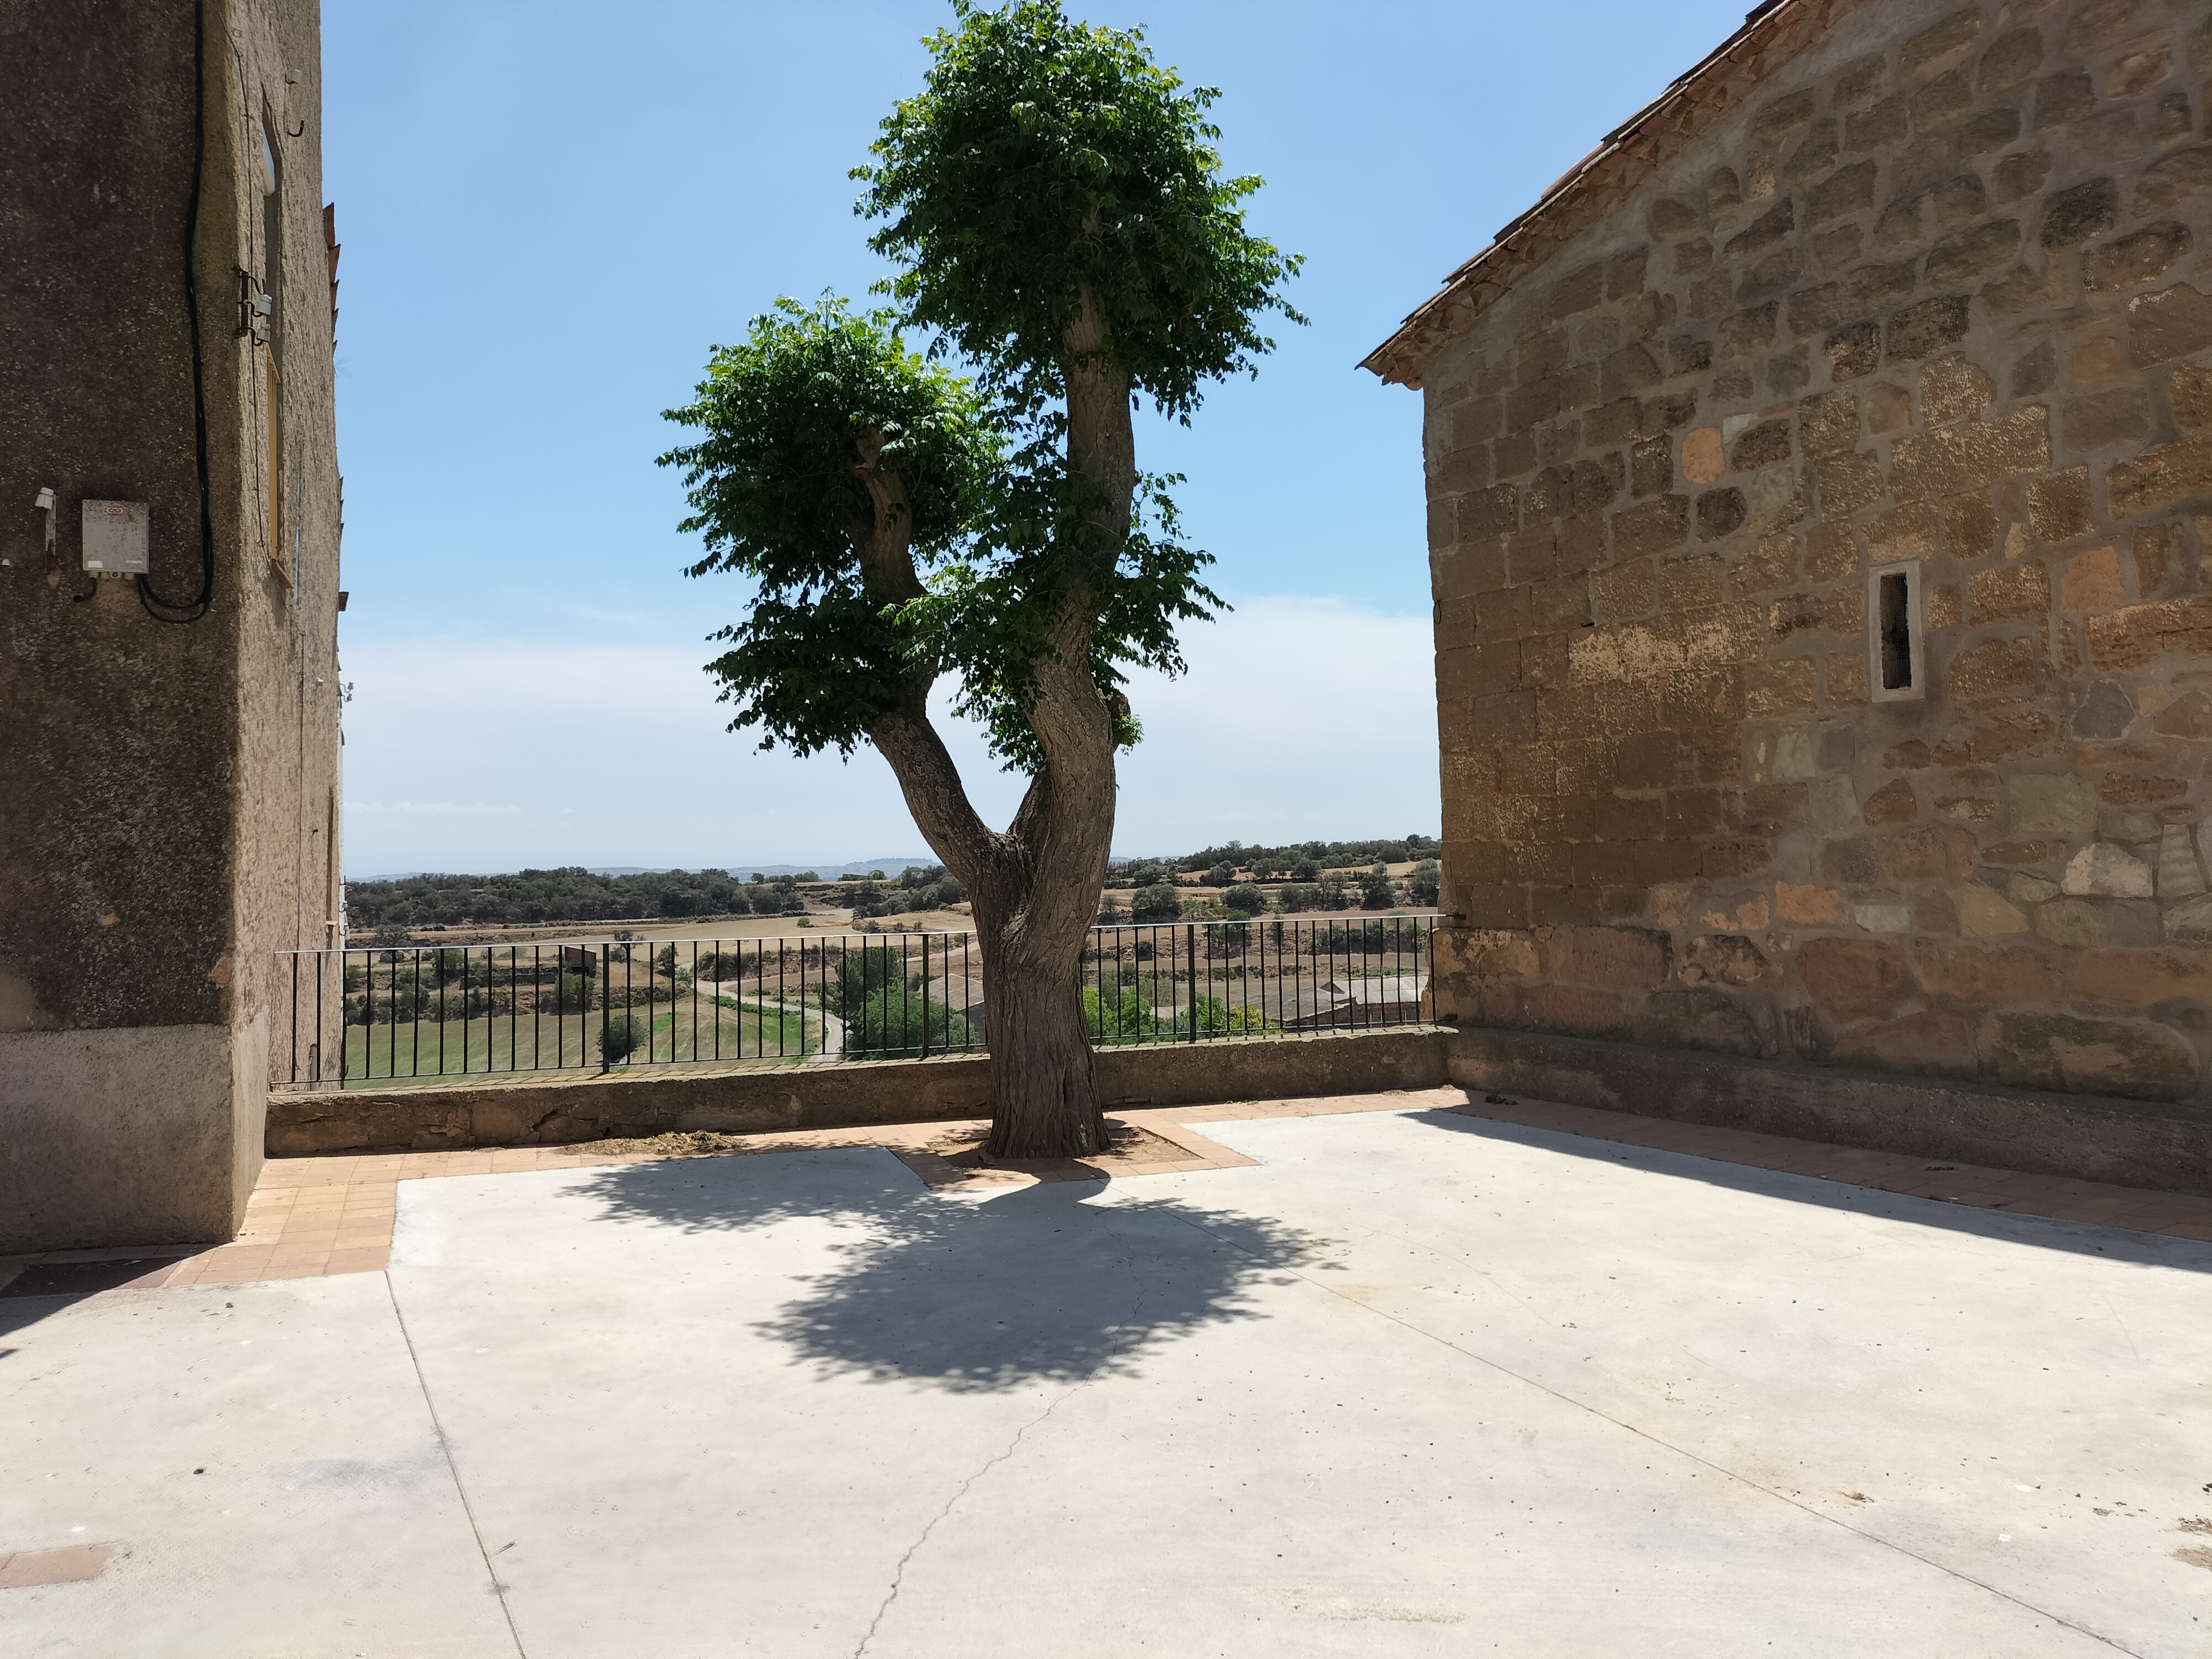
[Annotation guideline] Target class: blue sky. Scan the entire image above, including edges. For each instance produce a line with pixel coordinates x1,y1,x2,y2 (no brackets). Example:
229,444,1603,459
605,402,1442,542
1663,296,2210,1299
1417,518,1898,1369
327,0,1749,874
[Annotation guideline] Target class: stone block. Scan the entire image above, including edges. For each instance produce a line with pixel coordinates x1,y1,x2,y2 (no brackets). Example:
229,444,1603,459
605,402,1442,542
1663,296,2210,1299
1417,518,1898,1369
2026,469,2091,541
2107,434,2212,517
1989,1009,2198,1100
2069,679,2135,738
2063,386,2152,452
1632,987,1770,1057
1798,936,1913,1013
1970,561,2049,622
1831,1008,1982,1079
2060,545,2125,612
2033,70,2096,131
1820,827,1960,886
1887,405,2051,502
1812,450,1885,517
2083,222,2193,294
1947,941,2062,1003
2157,824,2209,898
1958,884,2028,937
2127,283,2212,366
1809,161,1878,225
1776,880,1843,923
2032,898,2107,947
1696,489,1747,540
2071,946,2212,1009
1825,320,1881,380
1886,295,1971,361
2086,596,2212,670
1846,93,1909,152
1992,149,2053,205
1958,106,2022,159
2008,772,2096,836
1680,933,1778,989
1948,637,2039,700
1863,778,1918,825
1979,25,2042,93
1612,494,1690,557
2061,842,2154,898
2133,145,2212,217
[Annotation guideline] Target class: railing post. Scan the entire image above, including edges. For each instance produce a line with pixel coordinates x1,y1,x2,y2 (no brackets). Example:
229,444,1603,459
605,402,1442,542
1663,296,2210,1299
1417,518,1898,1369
1185,922,1197,1042
599,942,612,1073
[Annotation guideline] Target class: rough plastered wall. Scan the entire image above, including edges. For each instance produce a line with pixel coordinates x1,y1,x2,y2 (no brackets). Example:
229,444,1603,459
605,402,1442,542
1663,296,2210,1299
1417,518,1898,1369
0,0,341,1250
1424,0,2212,1108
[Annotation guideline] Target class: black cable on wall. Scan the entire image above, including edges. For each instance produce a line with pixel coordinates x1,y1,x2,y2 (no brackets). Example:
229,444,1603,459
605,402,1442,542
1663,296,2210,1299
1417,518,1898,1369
140,0,215,624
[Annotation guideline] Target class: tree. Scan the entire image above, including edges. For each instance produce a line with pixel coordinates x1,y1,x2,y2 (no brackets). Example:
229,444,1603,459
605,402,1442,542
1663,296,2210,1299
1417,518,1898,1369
598,1015,645,1066
1223,881,1267,917
1131,882,1184,923
661,2,1298,1157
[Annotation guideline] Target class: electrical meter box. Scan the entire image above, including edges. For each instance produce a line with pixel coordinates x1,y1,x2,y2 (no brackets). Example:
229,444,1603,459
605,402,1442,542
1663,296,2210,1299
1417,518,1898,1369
81,500,149,576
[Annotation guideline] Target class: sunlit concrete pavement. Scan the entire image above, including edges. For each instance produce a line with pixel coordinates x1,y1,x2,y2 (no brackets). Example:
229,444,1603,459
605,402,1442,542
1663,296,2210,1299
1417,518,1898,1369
3,1105,2208,1658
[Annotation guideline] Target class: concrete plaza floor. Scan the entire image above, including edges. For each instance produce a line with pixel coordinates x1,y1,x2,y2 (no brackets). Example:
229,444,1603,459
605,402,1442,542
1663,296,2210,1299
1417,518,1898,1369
2,1100,2208,1657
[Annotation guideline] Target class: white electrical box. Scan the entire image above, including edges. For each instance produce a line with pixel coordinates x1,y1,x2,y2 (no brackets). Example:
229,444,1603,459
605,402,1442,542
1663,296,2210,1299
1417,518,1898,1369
81,500,149,575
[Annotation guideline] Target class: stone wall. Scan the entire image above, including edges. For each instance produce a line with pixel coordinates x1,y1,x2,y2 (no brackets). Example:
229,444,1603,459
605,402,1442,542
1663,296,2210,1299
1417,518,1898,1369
265,1031,1453,1156
0,0,342,1251
1421,0,2212,1112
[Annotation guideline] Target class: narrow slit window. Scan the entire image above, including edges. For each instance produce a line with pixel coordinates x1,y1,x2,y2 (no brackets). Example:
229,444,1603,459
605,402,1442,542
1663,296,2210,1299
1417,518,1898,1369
1867,561,1924,702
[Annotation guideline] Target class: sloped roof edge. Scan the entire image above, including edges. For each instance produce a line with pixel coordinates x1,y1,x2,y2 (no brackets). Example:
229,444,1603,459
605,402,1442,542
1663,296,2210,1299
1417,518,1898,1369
1360,0,1836,388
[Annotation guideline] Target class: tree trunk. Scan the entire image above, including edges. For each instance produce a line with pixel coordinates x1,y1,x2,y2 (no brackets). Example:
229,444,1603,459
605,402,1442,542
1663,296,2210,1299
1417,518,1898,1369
969,872,1104,1160
847,291,1137,1159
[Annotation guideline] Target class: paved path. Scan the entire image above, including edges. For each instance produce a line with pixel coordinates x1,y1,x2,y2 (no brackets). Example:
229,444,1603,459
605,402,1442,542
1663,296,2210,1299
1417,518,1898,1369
3,1097,2207,1656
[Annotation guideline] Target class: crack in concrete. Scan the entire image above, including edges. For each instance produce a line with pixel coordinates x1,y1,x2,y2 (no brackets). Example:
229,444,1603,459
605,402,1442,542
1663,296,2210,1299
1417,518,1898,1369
386,1273,530,1659
851,1204,1154,1658
1160,1206,2148,1659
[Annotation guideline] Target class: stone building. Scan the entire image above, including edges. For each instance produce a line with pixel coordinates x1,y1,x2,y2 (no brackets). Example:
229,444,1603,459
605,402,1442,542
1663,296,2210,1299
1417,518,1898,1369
1366,0,2212,1189
0,0,344,1249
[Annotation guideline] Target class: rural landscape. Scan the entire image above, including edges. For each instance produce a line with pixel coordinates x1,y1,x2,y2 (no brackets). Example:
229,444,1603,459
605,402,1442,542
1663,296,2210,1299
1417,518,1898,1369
311,835,1444,1086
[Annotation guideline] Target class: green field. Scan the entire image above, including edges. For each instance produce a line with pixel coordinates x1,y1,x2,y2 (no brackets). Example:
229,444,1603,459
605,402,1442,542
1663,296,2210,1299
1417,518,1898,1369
342,997,817,1086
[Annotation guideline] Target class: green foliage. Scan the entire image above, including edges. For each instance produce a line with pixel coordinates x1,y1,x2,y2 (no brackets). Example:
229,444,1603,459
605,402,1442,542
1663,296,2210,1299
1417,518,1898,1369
1130,882,1183,922
661,299,1219,771
1082,984,1156,1041
346,868,758,931
855,0,1304,425
1223,882,1267,917
1359,872,1397,911
843,984,972,1058
832,945,907,1018
1408,859,1441,907
1186,995,1274,1036
597,1015,646,1065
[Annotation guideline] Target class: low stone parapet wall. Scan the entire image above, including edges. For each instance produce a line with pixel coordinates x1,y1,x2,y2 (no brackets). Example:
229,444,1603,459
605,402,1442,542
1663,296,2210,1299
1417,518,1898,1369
1450,1025,2212,1197
266,1029,1452,1155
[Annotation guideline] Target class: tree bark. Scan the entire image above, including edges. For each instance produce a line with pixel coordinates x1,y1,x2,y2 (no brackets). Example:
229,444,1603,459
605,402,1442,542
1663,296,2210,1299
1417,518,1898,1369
847,293,1138,1157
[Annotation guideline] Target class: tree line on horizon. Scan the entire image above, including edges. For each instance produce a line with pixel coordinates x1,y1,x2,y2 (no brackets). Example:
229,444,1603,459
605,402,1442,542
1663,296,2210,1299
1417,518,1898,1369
343,835,1439,932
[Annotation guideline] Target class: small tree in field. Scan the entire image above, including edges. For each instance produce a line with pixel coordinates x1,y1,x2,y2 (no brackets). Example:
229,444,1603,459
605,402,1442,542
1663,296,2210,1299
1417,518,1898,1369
660,2,1299,1157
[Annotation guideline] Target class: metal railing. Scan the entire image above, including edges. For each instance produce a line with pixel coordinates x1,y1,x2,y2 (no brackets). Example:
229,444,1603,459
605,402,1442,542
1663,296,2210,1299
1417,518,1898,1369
273,915,1437,1089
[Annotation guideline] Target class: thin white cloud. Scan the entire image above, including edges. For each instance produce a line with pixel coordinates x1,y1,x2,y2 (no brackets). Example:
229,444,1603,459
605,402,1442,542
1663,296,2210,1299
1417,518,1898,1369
347,801,525,816
338,598,1437,872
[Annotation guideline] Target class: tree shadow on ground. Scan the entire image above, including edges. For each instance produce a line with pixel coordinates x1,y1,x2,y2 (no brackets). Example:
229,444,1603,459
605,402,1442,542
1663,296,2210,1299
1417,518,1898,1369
572,1148,1331,1390
1411,1107,2212,1275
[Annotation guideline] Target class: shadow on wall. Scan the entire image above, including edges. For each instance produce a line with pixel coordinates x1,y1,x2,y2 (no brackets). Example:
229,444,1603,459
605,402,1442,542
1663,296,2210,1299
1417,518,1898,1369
570,1150,1332,1391
1409,1109,2212,1276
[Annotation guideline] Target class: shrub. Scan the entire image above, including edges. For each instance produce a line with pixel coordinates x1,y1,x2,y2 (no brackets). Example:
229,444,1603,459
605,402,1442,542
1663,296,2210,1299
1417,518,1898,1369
1203,861,1235,887
842,985,971,1058
597,1014,646,1064
1083,985,1157,1041
1360,872,1397,910
833,945,906,1016
1291,859,1319,881
1224,883,1267,917
1185,995,1275,1036
1277,883,1319,914
1408,859,1441,906
1131,883,1183,922
1097,894,1123,924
